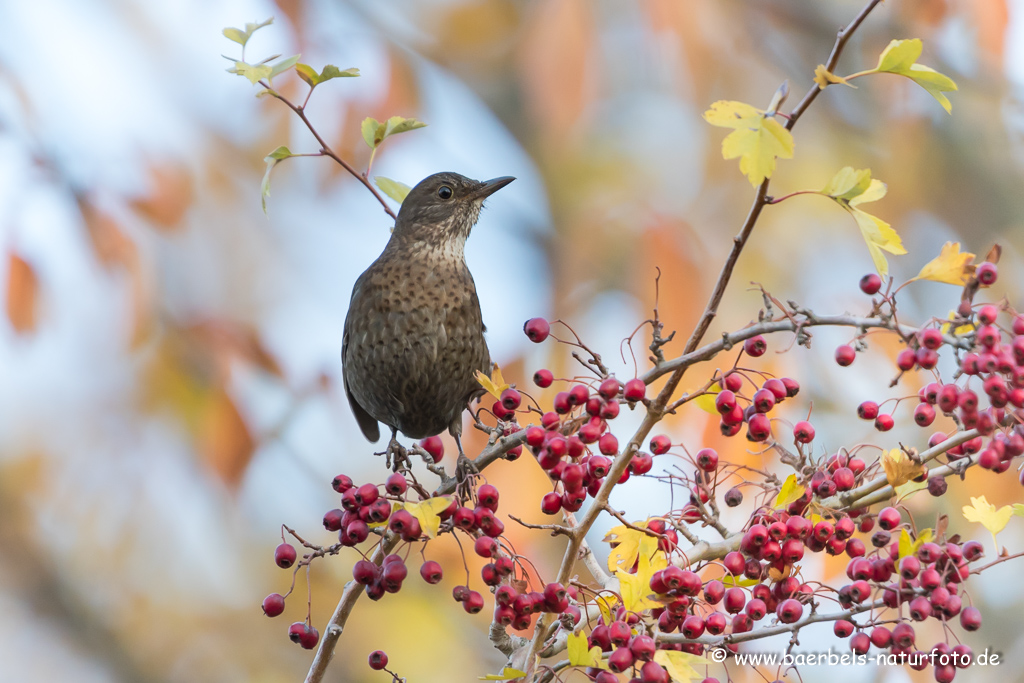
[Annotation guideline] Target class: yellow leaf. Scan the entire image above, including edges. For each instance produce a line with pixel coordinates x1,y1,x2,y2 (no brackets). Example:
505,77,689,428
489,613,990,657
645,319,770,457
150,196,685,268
821,167,872,201
400,496,453,539
617,569,661,612
374,176,411,204
604,524,644,573
897,528,932,558
773,474,806,509
567,631,605,669
654,650,710,682
913,242,976,285
940,310,976,337
595,595,618,625
962,496,1013,549
874,39,957,113
768,563,799,582
704,100,794,186
1013,503,1024,518
475,365,509,401
813,65,855,89
882,449,926,489
849,207,905,281
692,383,720,414
721,575,759,587
229,61,273,85
479,668,527,681
821,170,905,280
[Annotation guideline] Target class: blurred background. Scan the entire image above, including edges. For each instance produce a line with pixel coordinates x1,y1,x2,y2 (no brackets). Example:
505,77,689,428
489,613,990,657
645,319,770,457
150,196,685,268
2,0,1024,681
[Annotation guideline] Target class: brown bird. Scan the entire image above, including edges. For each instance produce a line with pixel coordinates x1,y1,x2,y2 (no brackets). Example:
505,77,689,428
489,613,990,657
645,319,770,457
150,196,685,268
342,172,514,473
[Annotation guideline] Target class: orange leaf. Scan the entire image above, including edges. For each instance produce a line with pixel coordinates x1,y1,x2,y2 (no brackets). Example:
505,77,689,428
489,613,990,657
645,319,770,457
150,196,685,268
6,251,39,333
199,389,255,487
130,163,194,230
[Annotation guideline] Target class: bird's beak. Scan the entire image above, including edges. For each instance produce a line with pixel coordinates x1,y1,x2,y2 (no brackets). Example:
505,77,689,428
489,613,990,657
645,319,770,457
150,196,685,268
470,176,515,200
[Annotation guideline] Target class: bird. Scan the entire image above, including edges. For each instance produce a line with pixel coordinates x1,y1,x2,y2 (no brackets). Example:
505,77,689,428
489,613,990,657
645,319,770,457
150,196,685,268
342,171,515,476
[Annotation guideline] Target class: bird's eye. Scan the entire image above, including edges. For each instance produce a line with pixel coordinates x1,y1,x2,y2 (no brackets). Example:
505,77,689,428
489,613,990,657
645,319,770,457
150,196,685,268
437,185,453,199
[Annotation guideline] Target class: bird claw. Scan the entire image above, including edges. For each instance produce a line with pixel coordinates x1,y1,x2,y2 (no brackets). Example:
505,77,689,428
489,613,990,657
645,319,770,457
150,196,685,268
381,437,412,473
455,454,479,500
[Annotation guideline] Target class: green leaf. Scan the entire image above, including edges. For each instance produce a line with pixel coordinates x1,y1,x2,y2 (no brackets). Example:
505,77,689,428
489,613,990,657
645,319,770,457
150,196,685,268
269,54,301,80
361,116,427,149
221,17,273,48
362,118,385,149
229,61,273,85
320,64,360,82
261,146,293,214
296,63,360,88
374,176,411,204
384,115,427,137
877,38,922,73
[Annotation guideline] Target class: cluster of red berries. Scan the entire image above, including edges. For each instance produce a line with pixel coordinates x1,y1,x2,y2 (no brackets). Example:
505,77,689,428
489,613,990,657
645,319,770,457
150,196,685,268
712,367,806,443
583,608,670,682
520,323,651,516
833,507,985,682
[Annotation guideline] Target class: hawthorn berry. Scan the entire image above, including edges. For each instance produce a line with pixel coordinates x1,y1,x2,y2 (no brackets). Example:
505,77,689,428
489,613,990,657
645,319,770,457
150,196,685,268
860,273,882,295
744,335,767,357
420,560,443,584
976,261,998,285
262,593,285,617
724,487,743,507
275,543,297,569
368,650,389,670
331,474,354,493
418,436,444,462
835,345,856,366
623,378,646,402
523,317,550,342
650,434,671,455
533,368,553,387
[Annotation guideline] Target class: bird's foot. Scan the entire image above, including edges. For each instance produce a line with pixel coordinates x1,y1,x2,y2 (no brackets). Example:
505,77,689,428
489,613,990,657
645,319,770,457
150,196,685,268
455,453,480,500
381,437,412,473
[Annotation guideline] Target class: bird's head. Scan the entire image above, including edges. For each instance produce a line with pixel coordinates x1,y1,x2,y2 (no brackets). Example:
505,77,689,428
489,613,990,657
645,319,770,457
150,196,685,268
392,172,514,245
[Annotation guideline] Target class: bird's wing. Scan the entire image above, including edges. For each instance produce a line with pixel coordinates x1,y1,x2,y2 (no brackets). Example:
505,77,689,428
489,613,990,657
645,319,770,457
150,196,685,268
342,297,381,443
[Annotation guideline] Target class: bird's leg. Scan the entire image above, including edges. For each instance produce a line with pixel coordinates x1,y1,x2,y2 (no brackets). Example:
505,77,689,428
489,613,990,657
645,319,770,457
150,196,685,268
453,432,479,500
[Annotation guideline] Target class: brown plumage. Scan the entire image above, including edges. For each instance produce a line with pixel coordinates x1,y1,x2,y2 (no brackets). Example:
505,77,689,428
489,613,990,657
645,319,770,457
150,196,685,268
342,172,514,462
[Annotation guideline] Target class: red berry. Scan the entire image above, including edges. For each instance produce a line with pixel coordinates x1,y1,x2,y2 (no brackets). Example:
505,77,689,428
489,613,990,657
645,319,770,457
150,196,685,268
419,560,443,584
777,598,803,624
385,473,407,496
752,388,775,413
533,368,554,388
262,593,285,617
724,487,742,507
793,421,815,443
599,432,618,455
275,543,297,569
914,403,936,427
623,378,646,402
696,448,718,471
463,590,485,614
744,335,767,357
960,606,982,631
474,536,498,558
874,414,894,431
322,508,344,532
860,273,882,295
650,434,671,455
524,317,550,342
834,619,854,638
835,344,856,367
878,506,901,531
478,484,500,511
331,474,354,493
747,413,771,441
500,388,522,411
976,261,998,286
419,436,444,462
919,328,944,350
896,348,917,371
368,650,389,670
